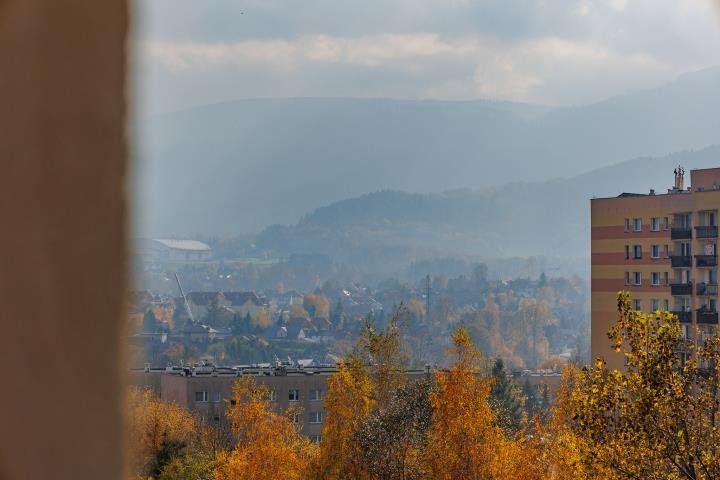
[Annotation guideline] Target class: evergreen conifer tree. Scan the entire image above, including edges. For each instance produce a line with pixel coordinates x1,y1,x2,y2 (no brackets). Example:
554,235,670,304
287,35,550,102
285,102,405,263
488,358,524,435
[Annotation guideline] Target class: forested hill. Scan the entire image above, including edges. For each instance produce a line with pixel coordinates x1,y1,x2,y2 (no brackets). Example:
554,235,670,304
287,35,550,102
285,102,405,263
136,67,720,236
254,146,720,273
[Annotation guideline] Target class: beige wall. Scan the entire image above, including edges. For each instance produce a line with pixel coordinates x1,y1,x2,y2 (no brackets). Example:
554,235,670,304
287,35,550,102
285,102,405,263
0,1,127,478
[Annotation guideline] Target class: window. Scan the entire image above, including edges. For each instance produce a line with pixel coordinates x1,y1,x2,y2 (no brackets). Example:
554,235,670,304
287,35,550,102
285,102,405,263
664,271,669,286
310,435,322,444
213,415,221,423
681,242,692,256
310,389,324,401
293,413,301,424
651,217,660,231
212,391,221,403
681,324,689,340
624,272,630,285
309,411,324,424
651,245,660,258
663,299,670,311
651,272,660,286
624,218,630,232
269,389,277,402
195,391,208,403
634,272,642,285
633,245,642,259
634,218,642,231
632,299,642,311
624,245,630,260
289,389,300,401
651,299,659,311
663,244,669,258
663,217,669,230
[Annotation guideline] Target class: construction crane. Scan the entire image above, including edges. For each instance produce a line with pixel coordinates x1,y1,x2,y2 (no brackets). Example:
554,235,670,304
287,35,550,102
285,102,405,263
174,273,196,324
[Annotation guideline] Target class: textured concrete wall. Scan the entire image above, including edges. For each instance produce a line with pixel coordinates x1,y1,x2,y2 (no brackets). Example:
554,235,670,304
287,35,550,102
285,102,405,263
0,1,127,478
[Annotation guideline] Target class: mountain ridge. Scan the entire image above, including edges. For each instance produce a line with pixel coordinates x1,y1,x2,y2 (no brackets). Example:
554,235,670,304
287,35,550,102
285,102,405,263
135,67,720,236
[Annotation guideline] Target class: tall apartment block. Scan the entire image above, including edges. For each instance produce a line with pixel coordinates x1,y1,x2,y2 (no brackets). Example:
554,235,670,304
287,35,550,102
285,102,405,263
591,167,720,369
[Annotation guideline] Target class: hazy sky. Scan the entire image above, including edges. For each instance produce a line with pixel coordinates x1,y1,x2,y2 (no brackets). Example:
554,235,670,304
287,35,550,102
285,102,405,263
133,0,720,114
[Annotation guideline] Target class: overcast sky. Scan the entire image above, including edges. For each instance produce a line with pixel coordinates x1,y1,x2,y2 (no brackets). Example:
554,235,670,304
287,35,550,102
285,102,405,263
132,0,720,114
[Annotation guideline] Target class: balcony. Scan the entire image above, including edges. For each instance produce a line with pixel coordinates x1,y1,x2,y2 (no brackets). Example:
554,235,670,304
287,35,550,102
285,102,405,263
671,227,692,240
696,283,719,296
695,226,718,239
671,311,693,323
670,255,692,268
697,310,719,324
670,283,693,296
695,255,718,268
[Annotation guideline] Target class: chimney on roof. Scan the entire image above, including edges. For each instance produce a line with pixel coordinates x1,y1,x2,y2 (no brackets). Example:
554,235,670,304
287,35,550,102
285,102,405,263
649,189,655,195
674,165,685,191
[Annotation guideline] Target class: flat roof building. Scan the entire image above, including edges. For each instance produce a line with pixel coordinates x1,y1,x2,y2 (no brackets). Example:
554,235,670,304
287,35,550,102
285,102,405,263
134,238,212,263
591,167,720,369
160,364,430,441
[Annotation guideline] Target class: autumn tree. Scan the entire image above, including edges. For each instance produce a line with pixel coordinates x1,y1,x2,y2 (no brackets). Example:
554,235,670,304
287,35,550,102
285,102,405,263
214,376,315,480
424,326,505,479
290,304,310,319
126,388,211,479
252,308,272,328
304,293,330,319
359,305,409,409
569,291,720,479
309,358,374,479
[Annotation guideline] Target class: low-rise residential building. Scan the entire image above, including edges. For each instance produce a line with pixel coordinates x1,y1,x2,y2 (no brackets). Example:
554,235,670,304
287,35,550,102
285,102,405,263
160,364,430,440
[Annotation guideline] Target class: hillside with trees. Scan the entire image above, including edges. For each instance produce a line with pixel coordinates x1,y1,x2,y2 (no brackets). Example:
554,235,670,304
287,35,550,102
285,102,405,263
136,68,720,237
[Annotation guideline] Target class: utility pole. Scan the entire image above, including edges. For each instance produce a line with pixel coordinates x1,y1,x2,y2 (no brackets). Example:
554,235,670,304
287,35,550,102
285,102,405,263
425,274,432,320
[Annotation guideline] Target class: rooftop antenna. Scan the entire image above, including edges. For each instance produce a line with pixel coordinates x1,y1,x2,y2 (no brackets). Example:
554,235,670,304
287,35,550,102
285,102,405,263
174,273,196,324
674,165,685,191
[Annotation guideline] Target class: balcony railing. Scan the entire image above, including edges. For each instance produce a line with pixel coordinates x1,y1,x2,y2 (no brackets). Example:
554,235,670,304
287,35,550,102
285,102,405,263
671,311,693,323
670,255,692,268
695,255,718,267
671,227,692,240
697,310,719,324
695,225,718,238
670,283,693,296
696,283,719,296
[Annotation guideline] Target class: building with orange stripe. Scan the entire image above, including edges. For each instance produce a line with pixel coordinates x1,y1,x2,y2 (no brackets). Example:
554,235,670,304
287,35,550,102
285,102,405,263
591,167,720,369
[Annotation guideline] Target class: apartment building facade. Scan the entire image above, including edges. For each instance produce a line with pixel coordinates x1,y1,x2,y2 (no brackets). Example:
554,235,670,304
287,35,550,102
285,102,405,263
591,167,720,369
161,364,429,441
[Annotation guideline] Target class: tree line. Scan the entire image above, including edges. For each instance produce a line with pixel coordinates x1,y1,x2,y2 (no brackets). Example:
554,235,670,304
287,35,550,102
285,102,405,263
127,292,720,479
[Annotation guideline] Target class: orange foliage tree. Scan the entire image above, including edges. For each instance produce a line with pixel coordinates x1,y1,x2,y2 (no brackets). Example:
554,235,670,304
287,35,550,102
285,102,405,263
303,293,330,319
213,376,315,480
424,326,506,479
309,358,374,479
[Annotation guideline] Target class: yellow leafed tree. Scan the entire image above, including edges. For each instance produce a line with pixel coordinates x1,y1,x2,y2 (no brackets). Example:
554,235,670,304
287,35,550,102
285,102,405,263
309,358,374,479
424,326,505,479
213,377,316,480
125,387,199,478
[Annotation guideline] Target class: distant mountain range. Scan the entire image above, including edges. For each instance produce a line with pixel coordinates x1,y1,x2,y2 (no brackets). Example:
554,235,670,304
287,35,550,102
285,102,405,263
251,147,720,274
135,67,720,239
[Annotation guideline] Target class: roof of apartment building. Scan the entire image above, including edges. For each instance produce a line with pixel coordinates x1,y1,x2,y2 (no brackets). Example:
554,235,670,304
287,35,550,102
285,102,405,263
594,166,720,201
